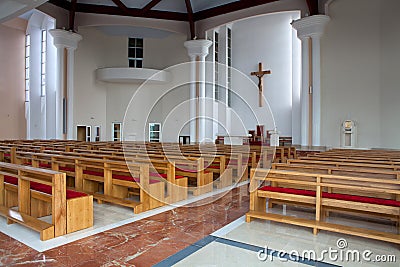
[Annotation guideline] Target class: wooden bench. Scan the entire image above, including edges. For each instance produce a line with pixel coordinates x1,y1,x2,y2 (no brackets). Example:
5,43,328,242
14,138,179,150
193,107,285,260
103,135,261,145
287,158,400,172
74,158,165,213
13,150,171,212
97,146,236,187
0,162,93,241
272,162,400,200
19,150,189,204
246,169,400,244
69,149,214,196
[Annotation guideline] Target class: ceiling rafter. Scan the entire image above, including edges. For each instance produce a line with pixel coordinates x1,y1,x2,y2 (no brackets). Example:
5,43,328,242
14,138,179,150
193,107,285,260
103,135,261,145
111,0,130,14
49,0,71,10
194,0,279,21
142,0,163,14
69,0,77,31
184,0,195,39
48,0,287,24
49,1,189,21
306,0,319,16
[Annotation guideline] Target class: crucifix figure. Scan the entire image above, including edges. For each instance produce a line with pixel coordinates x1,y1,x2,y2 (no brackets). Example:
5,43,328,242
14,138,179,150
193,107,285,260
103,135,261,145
251,62,271,107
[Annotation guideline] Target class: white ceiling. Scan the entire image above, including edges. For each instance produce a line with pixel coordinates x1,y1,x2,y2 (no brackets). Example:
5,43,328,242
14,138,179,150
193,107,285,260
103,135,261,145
93,25,175,38
0,0,49,23
68,0,241,13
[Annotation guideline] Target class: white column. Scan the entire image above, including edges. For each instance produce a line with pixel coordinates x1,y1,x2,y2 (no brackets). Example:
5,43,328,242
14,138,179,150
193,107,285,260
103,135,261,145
299,37,310,146
184,40,212,143
49,29,82,140
292,15,330,147
311,34,322,146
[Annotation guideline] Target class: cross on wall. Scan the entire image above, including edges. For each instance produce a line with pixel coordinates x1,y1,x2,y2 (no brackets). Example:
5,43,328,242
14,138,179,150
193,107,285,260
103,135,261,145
251,62,271,107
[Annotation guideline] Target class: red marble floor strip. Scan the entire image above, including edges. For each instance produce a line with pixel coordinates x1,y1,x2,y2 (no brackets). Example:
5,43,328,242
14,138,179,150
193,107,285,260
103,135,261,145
0,185,250,267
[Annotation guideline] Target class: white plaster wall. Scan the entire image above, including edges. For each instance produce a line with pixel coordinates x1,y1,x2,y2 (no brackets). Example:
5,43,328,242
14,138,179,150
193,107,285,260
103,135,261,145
74,27,112,140
321,0,382,148
74,28,189,141
380,0,400,149
0,19,27,139
231,11,300,137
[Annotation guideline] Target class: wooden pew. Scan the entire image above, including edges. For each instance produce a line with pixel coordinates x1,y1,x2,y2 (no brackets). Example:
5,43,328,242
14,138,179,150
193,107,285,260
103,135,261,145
74,158,165,213
16,150,188,203
0,162,93,241
272,162,400,200
246,169,400,244
66,149,214,196
287,158,400,172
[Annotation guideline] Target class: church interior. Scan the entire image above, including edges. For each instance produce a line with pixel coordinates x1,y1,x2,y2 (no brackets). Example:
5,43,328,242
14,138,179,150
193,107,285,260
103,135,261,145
0,0,400,266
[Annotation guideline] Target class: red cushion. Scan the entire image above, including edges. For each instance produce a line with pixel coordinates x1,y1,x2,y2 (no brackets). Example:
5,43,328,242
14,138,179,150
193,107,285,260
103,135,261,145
323,192,400,207
259,186,400,207
4,175,18,185
176,167,210,174
31,182,52,195
39,163,52,168
208,165,220,169
4,153,10,157
83,170,104,176
59,166,75,172
66,189,88,199
4,176,86,199
150,172,185,180
112,174,160,184
260,186,316,197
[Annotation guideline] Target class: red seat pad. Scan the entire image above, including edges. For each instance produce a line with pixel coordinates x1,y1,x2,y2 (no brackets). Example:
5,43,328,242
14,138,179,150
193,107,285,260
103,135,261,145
259,186,400,207
323,192,400,207
4,175,18,185
150,172,185,180
5,176,86,199
39,163,52,168
260,186,316,197
4,153,10,157
59,166,75,172
83,170,104,176
207,165,220,169
176,167,210,174
112,174,160,184
66,189,88,199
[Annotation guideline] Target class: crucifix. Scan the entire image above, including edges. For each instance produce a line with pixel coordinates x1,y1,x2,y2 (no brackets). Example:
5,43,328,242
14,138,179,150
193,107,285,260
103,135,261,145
251,62,271,107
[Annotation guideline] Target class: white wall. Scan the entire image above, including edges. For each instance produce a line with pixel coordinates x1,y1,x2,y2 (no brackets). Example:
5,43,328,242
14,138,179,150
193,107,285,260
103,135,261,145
74,27,189,141
380,0,400,149
0,19,27,139
321,0,400,148
231,11,301,137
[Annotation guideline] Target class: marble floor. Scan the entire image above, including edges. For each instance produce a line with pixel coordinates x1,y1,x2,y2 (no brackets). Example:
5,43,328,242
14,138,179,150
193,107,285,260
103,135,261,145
1,183,399,267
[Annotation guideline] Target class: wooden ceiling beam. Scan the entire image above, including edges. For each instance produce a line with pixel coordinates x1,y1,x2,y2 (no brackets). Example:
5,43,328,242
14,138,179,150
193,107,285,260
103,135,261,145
306,0,319,16
48,0,71,10
194,0,278,21
184,0,195,39
68,0,77,31
111,0,130,14
73,2,188,21
142,0,163,14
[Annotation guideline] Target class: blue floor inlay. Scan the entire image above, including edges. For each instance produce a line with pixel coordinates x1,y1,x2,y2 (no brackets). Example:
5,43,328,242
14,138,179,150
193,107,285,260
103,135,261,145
154,235,342,267
153,235,218,267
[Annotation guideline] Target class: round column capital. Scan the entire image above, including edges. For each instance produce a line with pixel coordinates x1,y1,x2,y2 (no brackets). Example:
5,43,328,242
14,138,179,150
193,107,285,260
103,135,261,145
49,29,82,50
184,39,213,59
291,15,330,39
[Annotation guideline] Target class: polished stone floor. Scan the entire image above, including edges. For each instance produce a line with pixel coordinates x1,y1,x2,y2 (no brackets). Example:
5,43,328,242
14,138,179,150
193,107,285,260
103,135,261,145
0,184,249,266
1,183,399,267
